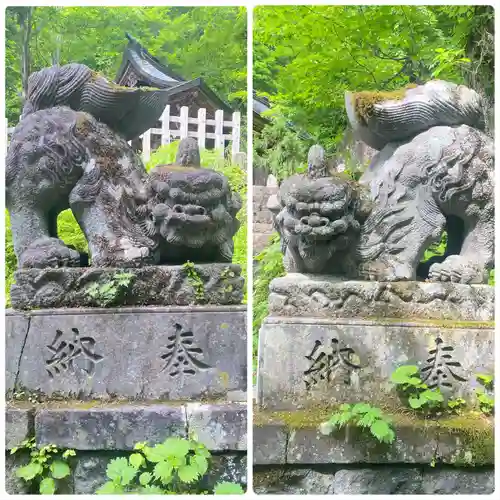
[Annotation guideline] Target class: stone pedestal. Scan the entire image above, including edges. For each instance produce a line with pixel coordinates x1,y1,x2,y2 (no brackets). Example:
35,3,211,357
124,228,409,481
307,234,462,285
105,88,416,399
6,264,248,493
7,305,246,400
254,274,495,494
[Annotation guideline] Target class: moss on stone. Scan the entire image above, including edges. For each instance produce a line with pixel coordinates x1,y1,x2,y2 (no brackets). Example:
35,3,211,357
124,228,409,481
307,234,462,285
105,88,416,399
352,84,418,122
365,317,494,329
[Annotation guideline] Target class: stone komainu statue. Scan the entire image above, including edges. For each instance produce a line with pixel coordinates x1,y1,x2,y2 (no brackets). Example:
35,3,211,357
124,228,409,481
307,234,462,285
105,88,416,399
6,64,241,269
270,81,494,284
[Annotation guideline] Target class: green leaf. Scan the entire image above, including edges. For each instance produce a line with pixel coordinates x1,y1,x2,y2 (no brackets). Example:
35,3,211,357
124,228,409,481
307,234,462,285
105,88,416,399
16,462,43,480
391,365,419,384
370,420,394,443
96,481,123,495
106,457,136,485
191,454,209,475
50,460,70,479
62,449,76,459
153,460,173,485
351,403,372,414
129,453,145,469
178,464,200,484
162,437,191,458
214,482,245,494
409,395,424,409
39,477,56,495
139,472,153,486
421,389,444,402
143,444,170,463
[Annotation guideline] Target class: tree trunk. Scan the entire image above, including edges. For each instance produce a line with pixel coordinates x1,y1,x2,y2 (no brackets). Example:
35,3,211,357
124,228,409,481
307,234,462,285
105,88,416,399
18,7,34,100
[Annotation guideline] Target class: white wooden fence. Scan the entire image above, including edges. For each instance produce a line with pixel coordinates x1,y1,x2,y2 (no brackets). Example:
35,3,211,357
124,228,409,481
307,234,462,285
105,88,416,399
140,105,242,163
6,105,243,163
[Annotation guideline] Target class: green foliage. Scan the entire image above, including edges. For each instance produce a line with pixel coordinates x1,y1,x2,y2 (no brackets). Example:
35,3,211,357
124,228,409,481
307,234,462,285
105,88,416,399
475,373,494,415
252,236,285,361
12,438,75,494
319,403,395,444
5,6,246,125
446,397,467,415
183,261,205,303
254,5,493,147
391,365,444,411
253,117,310,181
213,482,245,495
96,435,243,495
86,272,134,307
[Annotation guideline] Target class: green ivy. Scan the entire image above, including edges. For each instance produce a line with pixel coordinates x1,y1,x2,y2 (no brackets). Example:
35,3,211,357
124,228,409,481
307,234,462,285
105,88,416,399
96,435,244,495
183,261,205,303
391,365,444,411
475,373,494,415
12,438,75,494
85,271,134,307
319,403,395,444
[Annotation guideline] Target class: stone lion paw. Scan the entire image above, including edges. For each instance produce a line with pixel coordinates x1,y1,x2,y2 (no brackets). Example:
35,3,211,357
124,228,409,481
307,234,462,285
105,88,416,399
19,237,81,269
429,255,489,284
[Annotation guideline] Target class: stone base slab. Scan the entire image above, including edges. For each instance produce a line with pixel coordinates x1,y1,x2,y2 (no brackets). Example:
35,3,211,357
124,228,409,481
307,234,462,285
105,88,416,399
5,404,246,494
253,466,494,495
253,412,493,465
258,316,493,409
7,305,246,400
268,275,494,321
11,264,244,310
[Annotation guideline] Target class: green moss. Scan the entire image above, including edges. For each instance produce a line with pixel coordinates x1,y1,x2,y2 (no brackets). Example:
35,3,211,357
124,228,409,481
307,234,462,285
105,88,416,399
365,317,494,329
352,84,418,122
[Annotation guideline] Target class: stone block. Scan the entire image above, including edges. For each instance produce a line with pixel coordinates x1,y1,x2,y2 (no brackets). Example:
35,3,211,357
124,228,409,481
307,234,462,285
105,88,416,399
5,313,30,391
186,403,247,451
73,453,117,494
35,405,187,450
268,275,494,321
5,453,32,494
10,264,244,310
422,469,494,494
253,424,288,464
6,408,34,449
199,454,247,492
333,468,423,494
258,316,493,409
10,306,246,399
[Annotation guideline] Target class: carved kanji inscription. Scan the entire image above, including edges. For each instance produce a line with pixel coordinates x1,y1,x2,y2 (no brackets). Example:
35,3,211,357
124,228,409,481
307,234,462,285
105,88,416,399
304,338,361,389
45,328,104,378
160,323,210,377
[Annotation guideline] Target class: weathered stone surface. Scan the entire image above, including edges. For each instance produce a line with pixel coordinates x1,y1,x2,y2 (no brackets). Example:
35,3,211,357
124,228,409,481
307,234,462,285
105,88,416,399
5,453,32,494
268,275,494,321
253,465,494,495
10,264,244,310
6,408,34,449
226,390,247,402
258,316,493,409
333,468,423,494
73,453,114,494
35,405,186,450
10,306,246,400
421,469,495,494
200,454,247,492
5,313,30,391
253,424,288,464
186,403,247,451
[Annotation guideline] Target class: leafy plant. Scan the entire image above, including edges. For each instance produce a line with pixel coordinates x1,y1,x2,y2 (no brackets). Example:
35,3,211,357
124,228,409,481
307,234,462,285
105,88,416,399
86,271,134,307
12,438,75,494
319,403,395,444
446,397,466,415
96,436,243,495
475,373,494,415
183,261,205,302
390,365,444,411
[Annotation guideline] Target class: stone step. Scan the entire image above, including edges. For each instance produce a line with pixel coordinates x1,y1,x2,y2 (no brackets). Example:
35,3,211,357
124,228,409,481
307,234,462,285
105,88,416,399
253,409,493,466
6,402,247,452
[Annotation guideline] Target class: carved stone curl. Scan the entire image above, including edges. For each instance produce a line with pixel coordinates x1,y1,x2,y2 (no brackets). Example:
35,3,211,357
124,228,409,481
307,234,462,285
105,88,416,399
270,81,494,284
